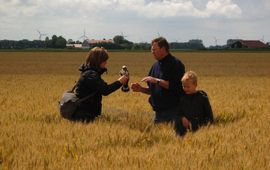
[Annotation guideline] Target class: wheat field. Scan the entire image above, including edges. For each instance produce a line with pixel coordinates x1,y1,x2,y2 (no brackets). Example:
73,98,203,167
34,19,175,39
0,51,270,169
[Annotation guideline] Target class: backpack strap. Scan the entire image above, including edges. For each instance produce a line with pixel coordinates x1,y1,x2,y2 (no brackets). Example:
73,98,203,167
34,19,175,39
77,92,96,103
70,82,77,93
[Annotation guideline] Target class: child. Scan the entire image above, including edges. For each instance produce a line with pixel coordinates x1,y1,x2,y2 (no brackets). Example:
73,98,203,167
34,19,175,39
176,71,213,136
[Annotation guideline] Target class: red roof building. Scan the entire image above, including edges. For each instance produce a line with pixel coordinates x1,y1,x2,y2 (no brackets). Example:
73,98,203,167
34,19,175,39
230,40,268,48
82,39,114,48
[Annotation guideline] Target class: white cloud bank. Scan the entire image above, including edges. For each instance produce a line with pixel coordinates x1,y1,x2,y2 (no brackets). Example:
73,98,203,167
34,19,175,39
0,0,242,19
117,0,242,18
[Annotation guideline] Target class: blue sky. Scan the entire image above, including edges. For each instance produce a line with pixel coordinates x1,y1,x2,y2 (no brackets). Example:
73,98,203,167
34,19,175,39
0,0,269,47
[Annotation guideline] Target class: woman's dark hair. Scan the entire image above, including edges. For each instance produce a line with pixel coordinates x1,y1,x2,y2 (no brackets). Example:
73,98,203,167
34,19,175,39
85,47,109,68
151,37,170,52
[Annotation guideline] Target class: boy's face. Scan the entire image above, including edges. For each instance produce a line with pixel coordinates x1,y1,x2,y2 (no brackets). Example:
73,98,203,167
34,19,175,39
182,80,197,94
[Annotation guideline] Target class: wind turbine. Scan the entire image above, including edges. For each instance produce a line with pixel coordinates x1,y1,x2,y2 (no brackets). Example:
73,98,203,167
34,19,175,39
79,29,88,41
213,37,219,46
37,30,47,40
260,35,265,42
120,31,127,38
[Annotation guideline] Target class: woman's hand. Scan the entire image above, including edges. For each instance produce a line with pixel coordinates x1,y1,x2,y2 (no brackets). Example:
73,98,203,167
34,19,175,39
118,75,129,85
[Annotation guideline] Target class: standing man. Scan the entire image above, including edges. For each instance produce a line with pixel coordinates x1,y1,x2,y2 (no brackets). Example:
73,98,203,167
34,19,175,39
131,37,185,124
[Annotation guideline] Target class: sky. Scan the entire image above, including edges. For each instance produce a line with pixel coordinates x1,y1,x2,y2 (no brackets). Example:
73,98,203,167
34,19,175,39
0,0,269,47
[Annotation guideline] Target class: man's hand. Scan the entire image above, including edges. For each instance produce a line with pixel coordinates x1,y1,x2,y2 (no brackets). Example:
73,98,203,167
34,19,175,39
141,76,159,84
141,76,169,89
131,83,142,92
131,83,151,94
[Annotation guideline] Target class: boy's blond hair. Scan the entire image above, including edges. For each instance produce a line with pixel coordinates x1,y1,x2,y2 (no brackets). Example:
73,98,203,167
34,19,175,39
181,71,198,85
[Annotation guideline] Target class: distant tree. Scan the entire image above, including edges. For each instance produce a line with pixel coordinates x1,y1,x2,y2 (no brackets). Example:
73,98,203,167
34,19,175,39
0,40,13,49
51,35,58,48
16,39,29,48
33,40,45,48
45,37,51,48
0,35,67,49
131,43,151,50
170,39,205,49
43,35,67,48
113,35,125,44
55,36,67,48
112,35,133,49
67,39,74,44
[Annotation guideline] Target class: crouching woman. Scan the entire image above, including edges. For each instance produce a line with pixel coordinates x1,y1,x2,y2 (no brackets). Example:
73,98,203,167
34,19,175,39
72,47,128,122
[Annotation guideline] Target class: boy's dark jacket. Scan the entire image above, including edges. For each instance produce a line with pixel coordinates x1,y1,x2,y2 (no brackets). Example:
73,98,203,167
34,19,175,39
74,64,122,118
178,90,214,130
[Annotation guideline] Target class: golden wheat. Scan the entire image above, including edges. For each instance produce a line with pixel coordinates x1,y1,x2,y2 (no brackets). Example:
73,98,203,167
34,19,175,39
0,51,270,169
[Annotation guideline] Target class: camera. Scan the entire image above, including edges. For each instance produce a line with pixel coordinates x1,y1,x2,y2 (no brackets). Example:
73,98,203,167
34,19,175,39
119,65,130,92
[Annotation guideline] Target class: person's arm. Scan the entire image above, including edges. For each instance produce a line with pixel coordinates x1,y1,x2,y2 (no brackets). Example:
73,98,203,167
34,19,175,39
142,60,185,92
177,99,191,129
97,80,121,96
141,76,169,89
131,83,151,95
97,75,128,96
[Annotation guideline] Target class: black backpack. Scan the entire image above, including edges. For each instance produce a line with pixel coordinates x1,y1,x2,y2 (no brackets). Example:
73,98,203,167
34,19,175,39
59,83,95,119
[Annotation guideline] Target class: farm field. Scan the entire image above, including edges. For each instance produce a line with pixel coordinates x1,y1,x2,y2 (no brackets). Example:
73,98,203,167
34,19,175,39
0,51,270,169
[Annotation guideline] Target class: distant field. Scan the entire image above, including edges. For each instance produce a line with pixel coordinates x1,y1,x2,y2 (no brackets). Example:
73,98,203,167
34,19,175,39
0,51,270,169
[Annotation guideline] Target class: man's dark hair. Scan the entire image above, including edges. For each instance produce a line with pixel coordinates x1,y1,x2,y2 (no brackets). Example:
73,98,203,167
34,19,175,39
151,37,170,52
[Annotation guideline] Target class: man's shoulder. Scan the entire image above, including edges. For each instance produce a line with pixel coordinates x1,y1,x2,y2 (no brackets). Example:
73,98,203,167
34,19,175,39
168,54,184,66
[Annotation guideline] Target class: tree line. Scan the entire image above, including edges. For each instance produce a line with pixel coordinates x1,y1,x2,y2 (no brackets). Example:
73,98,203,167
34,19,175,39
0,35,67,49
0,35,205,50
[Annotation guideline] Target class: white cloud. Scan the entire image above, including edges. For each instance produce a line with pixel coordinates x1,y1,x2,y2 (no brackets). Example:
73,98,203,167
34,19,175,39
3,0,270,45
0,0,242,18
121,0,206,18
205,0,242,18
263,0,270,9
112,0,242,18
103,0,242,18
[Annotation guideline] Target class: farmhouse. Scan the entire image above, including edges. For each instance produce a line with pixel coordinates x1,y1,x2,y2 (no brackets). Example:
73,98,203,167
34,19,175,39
66,43,82,48
82,39,113,48
229,40,268,49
